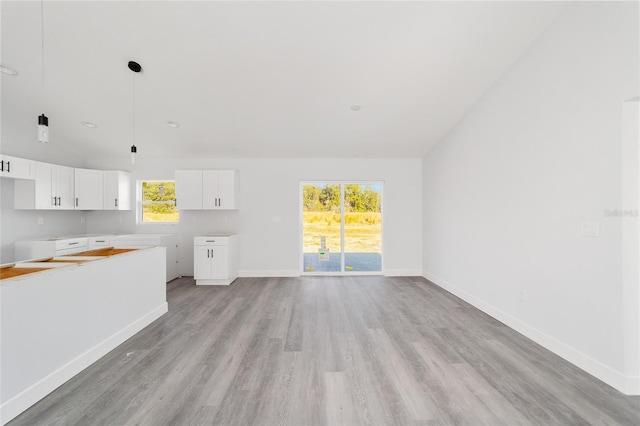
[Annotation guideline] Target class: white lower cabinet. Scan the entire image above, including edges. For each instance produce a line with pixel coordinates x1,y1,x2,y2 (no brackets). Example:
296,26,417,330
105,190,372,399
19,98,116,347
88,236,112,249
15,237,89,261
194,235,237,285
112,234,179,282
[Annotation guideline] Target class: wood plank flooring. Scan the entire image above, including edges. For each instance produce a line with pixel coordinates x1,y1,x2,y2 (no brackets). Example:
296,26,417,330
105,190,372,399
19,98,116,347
9,276,640,425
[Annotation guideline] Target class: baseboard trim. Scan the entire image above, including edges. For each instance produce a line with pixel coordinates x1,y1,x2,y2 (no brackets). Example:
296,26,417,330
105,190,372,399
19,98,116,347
0,303,168,425
384,269,422,277
238,269,300,278
422,271,640,396
237,269,423,278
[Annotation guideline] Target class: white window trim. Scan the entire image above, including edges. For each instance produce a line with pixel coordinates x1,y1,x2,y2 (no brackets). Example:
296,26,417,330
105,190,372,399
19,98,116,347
136,180,179,225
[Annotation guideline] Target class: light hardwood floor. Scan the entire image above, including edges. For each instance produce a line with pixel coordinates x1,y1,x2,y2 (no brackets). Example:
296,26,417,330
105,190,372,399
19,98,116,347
9,276,640,425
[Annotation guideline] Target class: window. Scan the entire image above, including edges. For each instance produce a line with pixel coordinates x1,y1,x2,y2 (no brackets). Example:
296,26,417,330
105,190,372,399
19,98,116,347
139,181,179,223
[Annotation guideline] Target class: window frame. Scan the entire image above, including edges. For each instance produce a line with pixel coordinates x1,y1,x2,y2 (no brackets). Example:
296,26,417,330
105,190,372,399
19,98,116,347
137,180,180,225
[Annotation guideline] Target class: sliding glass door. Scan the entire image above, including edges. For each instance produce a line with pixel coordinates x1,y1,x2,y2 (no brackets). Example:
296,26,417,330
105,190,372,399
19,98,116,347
301,182,382,274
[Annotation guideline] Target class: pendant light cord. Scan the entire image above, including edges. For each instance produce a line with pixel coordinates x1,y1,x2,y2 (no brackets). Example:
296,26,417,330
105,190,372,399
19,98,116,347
41,0,45,98
132,71,136,147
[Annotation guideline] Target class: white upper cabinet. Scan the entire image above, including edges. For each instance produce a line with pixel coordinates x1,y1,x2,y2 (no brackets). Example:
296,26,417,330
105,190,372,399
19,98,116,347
13,159,128,211
201,171,219,209
0,155,34,180
14,162,74,210
75,168,104,210
203,170,237,209
103,171,131,210
54,165,75,209
175,170,203,210
176,169,238,210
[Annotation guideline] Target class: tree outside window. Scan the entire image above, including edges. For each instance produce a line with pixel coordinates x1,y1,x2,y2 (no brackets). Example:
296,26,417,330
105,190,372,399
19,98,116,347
141,181,179,223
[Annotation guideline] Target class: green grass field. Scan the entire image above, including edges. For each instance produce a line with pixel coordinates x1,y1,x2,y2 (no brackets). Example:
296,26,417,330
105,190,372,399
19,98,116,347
142,207,179,223
303,211,381,253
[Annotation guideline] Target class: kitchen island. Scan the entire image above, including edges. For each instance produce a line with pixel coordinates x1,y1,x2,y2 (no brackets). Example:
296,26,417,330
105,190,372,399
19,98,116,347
0,246,167,425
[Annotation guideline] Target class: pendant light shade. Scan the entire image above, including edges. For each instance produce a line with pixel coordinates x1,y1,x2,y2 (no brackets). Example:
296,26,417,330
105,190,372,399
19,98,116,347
38,114,49,143
131,145,137,164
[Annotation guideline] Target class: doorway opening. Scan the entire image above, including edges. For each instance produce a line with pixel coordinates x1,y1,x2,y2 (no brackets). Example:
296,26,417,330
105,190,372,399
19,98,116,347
301,182,382,274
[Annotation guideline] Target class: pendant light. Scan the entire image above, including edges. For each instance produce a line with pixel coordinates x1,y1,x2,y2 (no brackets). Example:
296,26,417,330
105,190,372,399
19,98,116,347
38,0,49,143
38,114,48,143
128,60,142,164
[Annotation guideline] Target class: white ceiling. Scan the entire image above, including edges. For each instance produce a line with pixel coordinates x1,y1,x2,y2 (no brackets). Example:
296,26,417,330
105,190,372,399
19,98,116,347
1,1,567,161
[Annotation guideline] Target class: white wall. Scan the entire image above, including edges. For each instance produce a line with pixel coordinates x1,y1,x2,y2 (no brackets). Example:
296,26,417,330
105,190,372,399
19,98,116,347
422,2,639,394
621,100,640,386
0,179,87,263
85,157,422,277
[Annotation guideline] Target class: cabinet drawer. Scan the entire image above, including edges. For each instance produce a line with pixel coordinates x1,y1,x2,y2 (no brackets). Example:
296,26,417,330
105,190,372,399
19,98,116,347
55,238,88,251
89,237,111,248
194,236,230,246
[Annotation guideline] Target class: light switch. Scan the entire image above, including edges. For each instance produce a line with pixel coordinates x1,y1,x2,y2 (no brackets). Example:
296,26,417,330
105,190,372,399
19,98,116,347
272,216,282,223
581,221,600,237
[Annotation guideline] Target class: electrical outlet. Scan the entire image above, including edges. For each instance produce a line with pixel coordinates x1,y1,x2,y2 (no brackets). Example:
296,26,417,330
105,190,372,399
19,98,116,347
191,217,196,224
581,221,600,237
223,216,228,223
117,217,122,223
80,216,85,224
37,217,44,225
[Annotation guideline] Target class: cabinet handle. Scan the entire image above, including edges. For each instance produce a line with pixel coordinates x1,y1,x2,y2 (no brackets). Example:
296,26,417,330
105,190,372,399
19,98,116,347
68,242,80,246
6,161,10,173
115,198,118,207
95,240,105,243
57,197,61,206
76,198,78,207
0,160,3,172
52,196,56,206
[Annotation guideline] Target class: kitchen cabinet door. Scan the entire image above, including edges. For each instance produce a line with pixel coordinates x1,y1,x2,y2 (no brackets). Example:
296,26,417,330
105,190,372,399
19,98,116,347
75,168,104,210
175,170,203,210
202,170,220,209
103,171,131,210
0,155,34,180
209,246,229,279
54,165,75,209
194,246,212,279
34,161,54,209
217,170,237,209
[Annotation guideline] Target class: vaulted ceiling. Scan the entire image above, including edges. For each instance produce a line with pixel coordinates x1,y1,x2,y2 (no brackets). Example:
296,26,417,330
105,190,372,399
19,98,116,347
1,1,567,162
